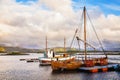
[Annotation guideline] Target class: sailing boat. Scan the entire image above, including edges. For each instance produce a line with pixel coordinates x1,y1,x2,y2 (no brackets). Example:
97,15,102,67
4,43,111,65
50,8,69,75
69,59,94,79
77,7,120,73
39,36,75,66
38,36,53,66
78,7,108,67
51,6,108,71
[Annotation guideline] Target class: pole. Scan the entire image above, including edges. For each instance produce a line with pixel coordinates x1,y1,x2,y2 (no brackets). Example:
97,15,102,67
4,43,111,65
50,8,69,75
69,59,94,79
46,36,48,54
84,6,87,60
64,37,66,53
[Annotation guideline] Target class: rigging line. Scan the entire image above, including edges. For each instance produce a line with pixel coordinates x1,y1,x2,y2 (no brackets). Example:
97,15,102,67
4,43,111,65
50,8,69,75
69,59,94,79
86,11,107,58
70,29,78,48
76,10,84,60
77,8,84,33
70,10,84,48
78,11,84,37
77,37,81,51
78,8,84,59
76,37,84,61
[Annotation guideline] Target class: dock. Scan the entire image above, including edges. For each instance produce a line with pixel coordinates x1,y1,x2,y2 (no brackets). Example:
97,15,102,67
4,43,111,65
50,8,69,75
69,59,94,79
79,63,118,73
20,58,39,62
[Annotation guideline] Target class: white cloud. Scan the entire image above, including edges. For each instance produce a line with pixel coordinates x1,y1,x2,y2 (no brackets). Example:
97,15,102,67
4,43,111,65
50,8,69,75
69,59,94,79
0,0,119,49
93,14,120,41
103,4,120,11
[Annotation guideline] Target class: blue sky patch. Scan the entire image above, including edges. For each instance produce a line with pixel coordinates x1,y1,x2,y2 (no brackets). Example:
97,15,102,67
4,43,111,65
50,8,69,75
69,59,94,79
16,0,38,4
16,0,120,16
72,0,120,16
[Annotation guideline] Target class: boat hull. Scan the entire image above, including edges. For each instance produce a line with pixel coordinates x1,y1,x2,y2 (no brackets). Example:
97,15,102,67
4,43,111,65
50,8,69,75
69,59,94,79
51,58,82,71
39,56,75,66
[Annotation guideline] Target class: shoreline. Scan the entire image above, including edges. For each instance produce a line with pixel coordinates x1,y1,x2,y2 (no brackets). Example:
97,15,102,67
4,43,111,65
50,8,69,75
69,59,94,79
0,53,29,56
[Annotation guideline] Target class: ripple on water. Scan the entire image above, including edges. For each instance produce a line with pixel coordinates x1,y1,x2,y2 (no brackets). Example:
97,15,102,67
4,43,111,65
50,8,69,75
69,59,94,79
0,53,120,80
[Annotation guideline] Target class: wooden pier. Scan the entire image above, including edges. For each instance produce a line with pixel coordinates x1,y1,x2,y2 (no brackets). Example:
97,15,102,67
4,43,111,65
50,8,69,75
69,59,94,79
79,63,118,73
20,58,39,62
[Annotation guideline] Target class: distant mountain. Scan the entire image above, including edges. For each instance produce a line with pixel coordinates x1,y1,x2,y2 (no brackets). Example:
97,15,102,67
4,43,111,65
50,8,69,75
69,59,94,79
1,45,119,54
0,46,43,53
103,40,120,51
105,48,120,52
50,47,77,52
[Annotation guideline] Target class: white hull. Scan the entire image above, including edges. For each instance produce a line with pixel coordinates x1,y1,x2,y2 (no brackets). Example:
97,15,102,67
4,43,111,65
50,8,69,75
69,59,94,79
39,56,75,66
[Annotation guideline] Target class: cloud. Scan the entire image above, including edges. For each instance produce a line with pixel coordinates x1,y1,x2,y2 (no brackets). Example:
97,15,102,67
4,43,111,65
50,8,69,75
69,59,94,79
39,0,75,18
0,0,119,49
93,14,120,41
103,4,120,11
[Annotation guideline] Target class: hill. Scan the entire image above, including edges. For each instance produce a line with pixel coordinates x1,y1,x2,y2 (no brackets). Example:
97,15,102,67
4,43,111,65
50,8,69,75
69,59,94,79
0,46,43,53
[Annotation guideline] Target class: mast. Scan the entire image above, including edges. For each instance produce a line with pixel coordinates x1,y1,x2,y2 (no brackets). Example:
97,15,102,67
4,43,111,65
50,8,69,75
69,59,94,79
83,6,87,60
64,37,66,52
45,36,48,54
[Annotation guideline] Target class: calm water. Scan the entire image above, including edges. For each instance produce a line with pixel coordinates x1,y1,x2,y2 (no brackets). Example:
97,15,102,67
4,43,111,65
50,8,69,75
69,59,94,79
0,53,120,80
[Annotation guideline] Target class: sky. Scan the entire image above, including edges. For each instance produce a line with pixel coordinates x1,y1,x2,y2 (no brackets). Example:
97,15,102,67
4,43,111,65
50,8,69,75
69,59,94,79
0,0,120,50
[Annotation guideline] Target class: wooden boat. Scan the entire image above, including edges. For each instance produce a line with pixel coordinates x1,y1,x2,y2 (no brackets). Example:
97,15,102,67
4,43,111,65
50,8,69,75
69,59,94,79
39,37,75,66
75,6,116,73
51,37,82,71
80,6,108,67
51,6,109,71
51,58,81,70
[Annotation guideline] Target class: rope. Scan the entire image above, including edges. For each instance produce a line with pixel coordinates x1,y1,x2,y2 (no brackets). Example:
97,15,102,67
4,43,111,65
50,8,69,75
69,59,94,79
70,10,84,48
86,10,107,58
70,29,78,48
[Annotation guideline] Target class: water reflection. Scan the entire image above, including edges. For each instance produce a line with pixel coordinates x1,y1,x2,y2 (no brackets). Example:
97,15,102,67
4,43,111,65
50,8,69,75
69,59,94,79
0,53,120,80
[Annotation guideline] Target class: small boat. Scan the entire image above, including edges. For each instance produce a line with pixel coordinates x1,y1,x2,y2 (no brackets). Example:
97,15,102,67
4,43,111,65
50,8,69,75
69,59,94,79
26,58,39,63
39,37,75,66
51,37,82,71
39,50,75,66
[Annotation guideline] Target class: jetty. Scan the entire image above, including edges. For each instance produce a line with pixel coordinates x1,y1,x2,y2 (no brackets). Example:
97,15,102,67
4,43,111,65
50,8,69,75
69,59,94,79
20,58,39,62
79,63,118,73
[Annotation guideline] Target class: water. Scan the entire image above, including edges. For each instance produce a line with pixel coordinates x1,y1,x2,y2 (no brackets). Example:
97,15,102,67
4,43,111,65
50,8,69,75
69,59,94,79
0,53,120,80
